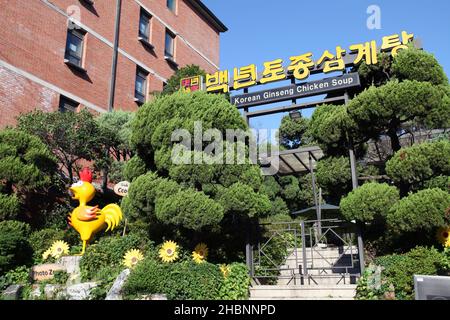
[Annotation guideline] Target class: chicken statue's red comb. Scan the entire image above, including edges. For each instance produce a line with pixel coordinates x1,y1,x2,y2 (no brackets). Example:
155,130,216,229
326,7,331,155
79,168,93,183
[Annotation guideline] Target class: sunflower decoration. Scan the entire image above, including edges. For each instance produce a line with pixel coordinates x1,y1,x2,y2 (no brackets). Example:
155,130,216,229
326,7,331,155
42,248,52,261
220,264,231,278
437,227,450,248
123,249,144,269
50,240,70,258
159,240,179,263
192,243,208,264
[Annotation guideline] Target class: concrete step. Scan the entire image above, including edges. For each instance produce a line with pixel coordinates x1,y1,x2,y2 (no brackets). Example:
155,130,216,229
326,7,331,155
250,285,356,300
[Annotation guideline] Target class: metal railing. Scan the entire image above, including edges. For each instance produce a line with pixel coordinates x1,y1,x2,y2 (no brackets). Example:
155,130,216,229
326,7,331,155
253,219,361,286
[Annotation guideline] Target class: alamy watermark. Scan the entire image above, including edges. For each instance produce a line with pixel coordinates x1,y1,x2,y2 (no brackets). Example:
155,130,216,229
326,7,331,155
67,5,82,30
171,122,280,176
367,5,382,30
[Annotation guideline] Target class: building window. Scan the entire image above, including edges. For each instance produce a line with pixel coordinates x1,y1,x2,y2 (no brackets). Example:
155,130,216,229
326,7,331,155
64,29,85,68
135,67,148,104
139,9,151,40
59,96,79,112
167,0,176,12
165,30,175,59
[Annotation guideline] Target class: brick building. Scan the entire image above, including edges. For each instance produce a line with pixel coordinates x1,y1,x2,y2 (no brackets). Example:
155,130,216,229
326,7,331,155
0,0,227,127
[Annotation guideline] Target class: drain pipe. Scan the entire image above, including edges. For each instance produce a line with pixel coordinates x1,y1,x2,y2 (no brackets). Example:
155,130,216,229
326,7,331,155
103,0,122,193
108,0,122,112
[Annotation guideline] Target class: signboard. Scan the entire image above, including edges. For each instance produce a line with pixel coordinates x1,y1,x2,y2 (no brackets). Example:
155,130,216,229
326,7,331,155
414,275,450,300
31,264,66,281
232,73,360,108
180,76,203,92
114,181,130,197
201,31,414,93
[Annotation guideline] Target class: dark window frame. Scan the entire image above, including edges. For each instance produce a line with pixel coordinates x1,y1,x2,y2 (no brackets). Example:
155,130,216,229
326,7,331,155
64,28,86,70
164,29,175,59
135,67,148,104
59,96,79,113
138,9,151,40
167,0,176,13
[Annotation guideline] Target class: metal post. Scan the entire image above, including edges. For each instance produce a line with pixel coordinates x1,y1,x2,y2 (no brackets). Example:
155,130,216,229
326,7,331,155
309,153,321,240
300,220,308,277
344,90,365,274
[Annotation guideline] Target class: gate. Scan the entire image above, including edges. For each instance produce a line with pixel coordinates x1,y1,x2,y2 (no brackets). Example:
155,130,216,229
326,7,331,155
252,219,361,286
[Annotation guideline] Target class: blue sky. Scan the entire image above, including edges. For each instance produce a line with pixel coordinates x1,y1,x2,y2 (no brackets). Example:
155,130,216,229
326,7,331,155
203,0,450,133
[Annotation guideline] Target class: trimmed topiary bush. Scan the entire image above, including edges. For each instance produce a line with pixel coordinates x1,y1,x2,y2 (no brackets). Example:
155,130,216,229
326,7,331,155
387,188,450,234
340,182,400,223
0,221,32,275
124,259,223,300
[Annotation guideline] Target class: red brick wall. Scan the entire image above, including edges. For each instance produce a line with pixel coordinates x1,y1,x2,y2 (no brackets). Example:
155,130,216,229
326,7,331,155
0,0,222,126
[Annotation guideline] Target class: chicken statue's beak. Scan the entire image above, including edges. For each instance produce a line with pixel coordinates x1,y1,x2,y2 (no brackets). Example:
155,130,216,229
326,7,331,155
69,187,76,199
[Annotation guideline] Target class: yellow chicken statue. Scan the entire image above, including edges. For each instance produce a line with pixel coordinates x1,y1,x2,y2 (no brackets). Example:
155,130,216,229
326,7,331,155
68,168,123,255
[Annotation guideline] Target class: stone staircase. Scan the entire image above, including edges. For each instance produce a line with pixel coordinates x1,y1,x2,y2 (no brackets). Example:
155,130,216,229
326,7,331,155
250,245,359,300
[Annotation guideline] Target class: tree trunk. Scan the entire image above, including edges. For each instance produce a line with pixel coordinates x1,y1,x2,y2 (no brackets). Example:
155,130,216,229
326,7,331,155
387,126,402,153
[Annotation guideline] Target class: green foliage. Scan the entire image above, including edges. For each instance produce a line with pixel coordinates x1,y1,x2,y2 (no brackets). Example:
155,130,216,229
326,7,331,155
0,129,57,221
124,259,223,300
375,247,446,300
217,183,271,218
122,156,148,182
347,80,447,151
127,90,266,247
95,111,134,187
18,109,103,183
424,175,450,192
340,183,400,223
121,172,180,222
0,194,20,221
386,140,450,191
316,157,352,203
392,48,449,85
355,264,393,300
308,104,356,156
0,266,31,292
0,221,32,274
51,270,69,285
29,228,66,263
278,115,311,149
387,188,450,234
80,234,153,281
156,189,224,231
160,65,206,96
218,263,250,300
88,265,123,300
356,52,393,89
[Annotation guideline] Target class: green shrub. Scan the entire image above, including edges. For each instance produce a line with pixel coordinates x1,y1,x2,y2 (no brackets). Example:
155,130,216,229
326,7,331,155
0,221,32,274
0,194,20,221
424,175,450,192
156,189,224,231
122,156,147,182
374,247,446,300
88,265,123,300
340,183,400,223
218,263,250,300
124,259,223,300
355,264,393,300
386,141,450,191
80,234,153,281
387,188,450,234
29,228,66,263
0,266,31,292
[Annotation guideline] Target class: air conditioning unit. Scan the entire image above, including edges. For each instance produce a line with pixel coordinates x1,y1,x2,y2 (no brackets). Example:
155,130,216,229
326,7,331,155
414,275,450,300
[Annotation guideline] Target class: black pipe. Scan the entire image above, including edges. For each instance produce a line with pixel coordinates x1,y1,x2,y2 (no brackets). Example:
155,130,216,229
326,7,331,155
108,0,122,112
